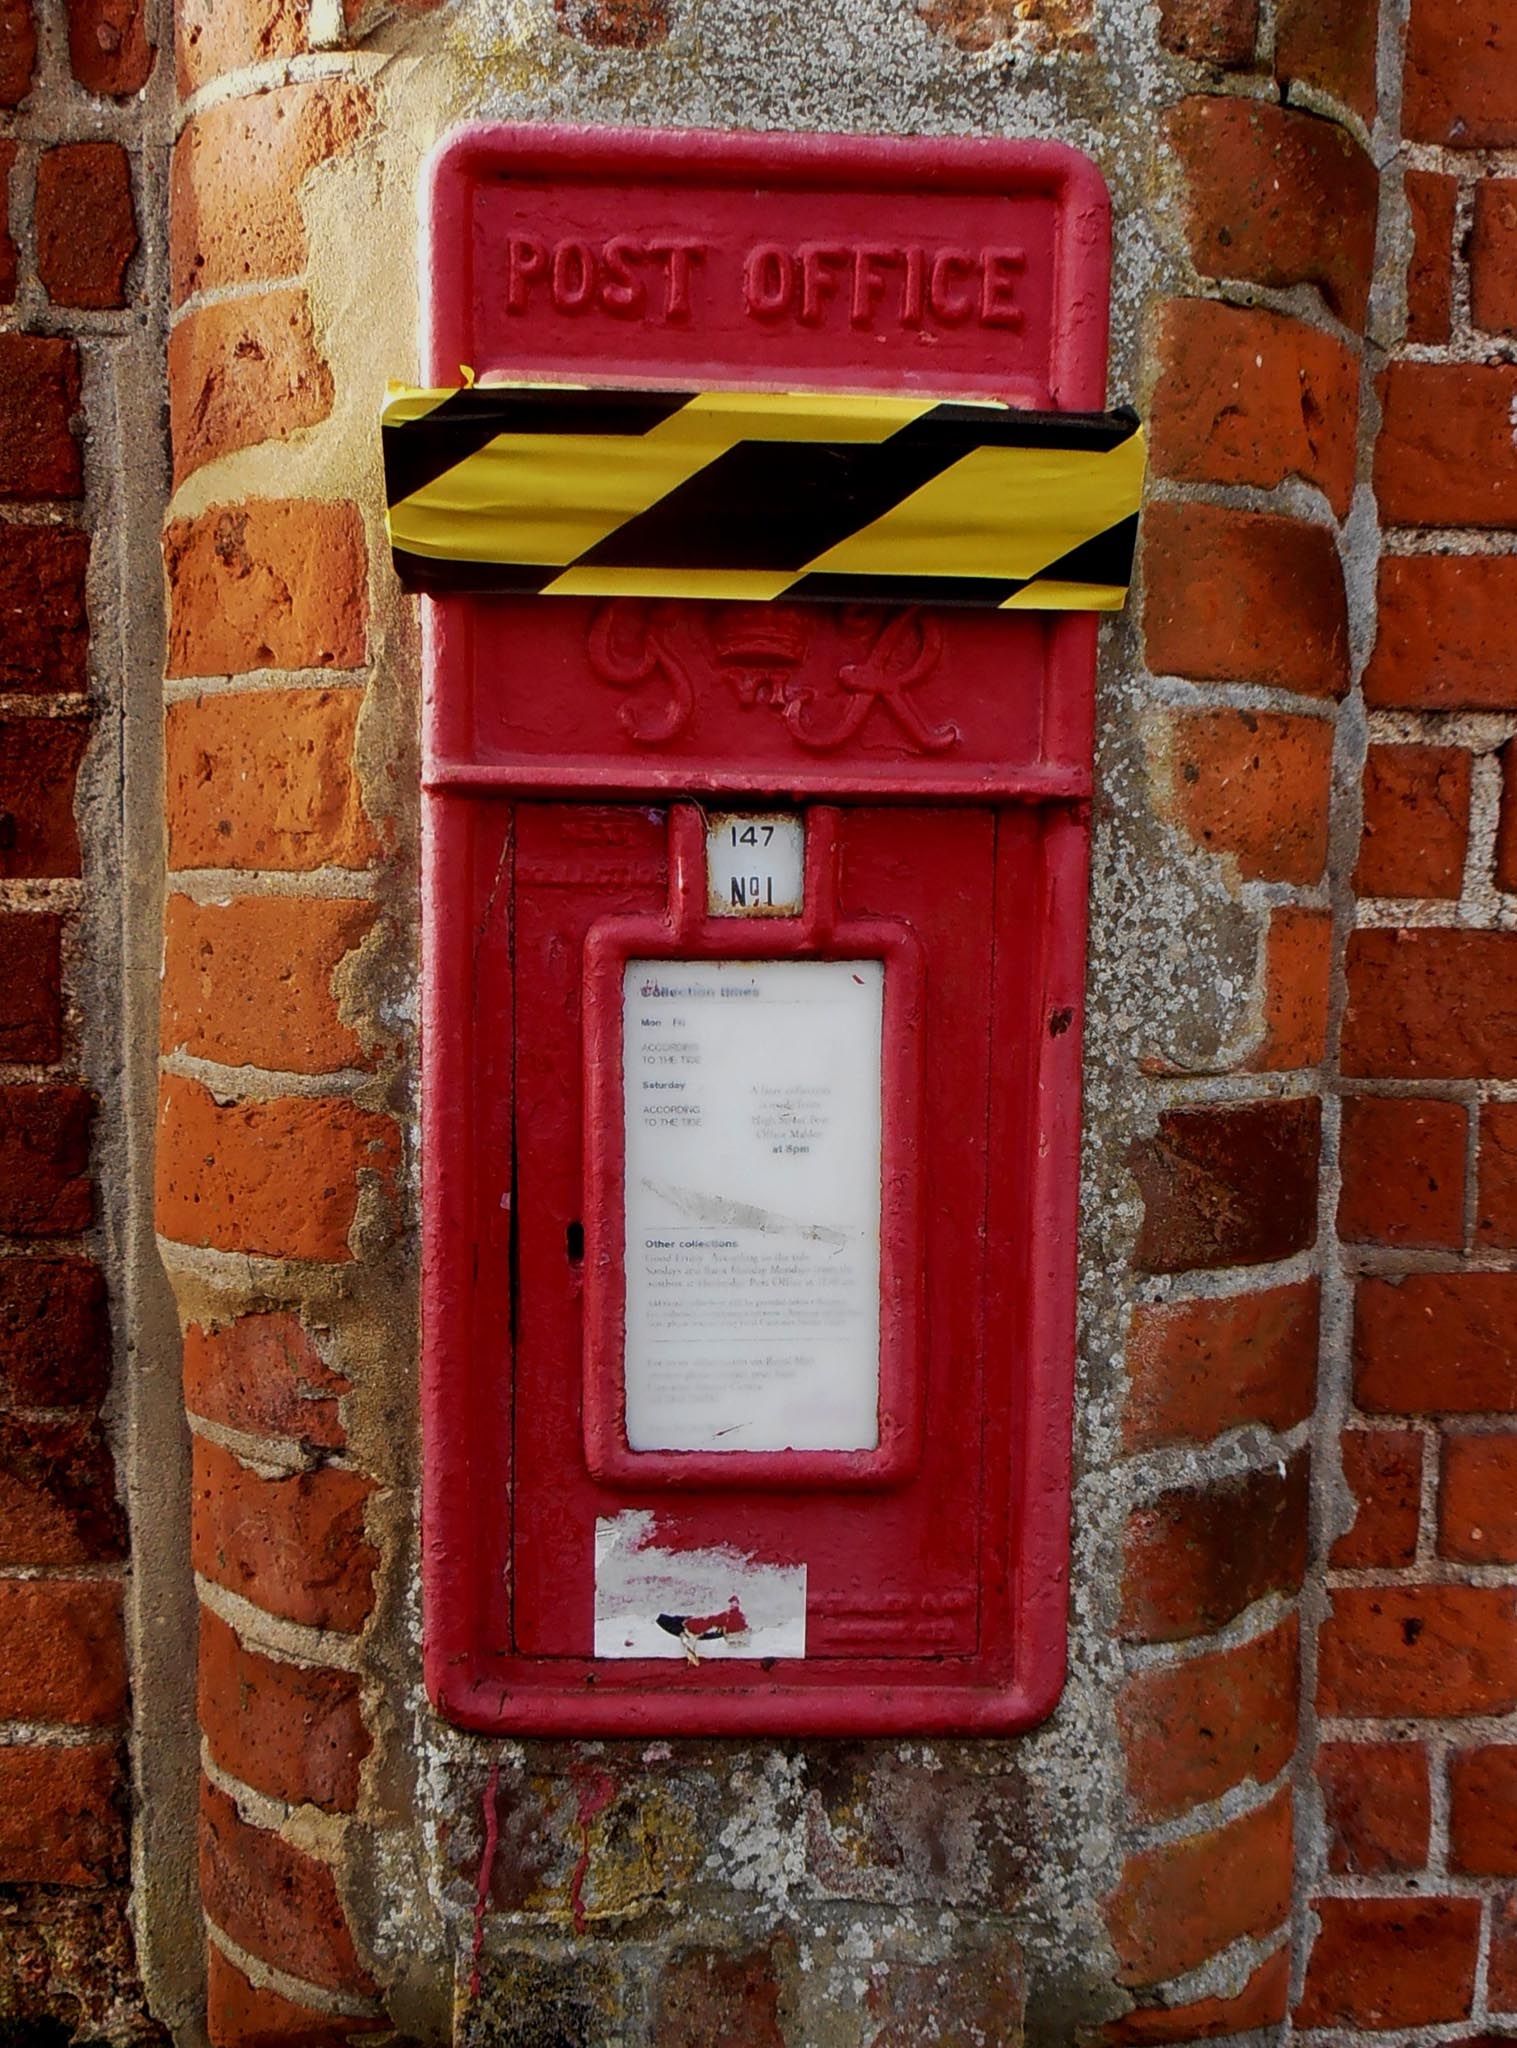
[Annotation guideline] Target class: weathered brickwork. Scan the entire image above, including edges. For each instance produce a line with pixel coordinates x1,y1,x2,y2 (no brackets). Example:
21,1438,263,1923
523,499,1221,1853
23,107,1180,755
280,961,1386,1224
0,0,1508,2036
1296,3,1517,2035
152,5,398,2034
1106,2,1371,2032
0,0,163,2033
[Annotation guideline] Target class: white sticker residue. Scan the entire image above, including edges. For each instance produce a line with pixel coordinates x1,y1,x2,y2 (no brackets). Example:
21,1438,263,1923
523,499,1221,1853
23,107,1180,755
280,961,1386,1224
593,1510,807,1662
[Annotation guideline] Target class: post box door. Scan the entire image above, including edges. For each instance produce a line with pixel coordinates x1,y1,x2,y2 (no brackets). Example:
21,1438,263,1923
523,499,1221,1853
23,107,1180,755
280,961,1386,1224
511,800,997,1662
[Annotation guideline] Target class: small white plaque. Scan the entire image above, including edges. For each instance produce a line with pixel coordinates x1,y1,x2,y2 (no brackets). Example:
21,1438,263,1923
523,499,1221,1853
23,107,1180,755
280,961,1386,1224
706,812,805,918
623,956,884,1452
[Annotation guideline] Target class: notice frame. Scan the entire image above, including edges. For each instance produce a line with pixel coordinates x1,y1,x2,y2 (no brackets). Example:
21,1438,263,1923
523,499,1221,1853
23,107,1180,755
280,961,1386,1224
582,804,925,1491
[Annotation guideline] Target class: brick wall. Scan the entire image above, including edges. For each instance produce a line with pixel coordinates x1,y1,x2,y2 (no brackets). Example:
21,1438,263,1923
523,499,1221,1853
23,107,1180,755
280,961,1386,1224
0,0,170,2032
1104,3,1366,2032
1300,0,1517,2034
7,0,1517,2037
156,0,409,2030
1111,2,1517,2042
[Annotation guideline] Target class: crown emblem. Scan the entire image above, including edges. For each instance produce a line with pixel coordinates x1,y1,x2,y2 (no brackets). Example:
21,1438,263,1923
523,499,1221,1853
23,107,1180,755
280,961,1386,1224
712,604,811,668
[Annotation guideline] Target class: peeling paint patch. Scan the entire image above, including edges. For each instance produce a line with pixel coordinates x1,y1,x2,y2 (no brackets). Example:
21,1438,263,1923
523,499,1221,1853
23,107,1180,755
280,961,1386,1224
468,1758,500,1998
594,1510,806,1659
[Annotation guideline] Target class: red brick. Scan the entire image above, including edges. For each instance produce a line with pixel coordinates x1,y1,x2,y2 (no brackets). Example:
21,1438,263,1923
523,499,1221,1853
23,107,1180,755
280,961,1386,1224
1118,1618,1297,1822
1440,1432,1517,1564
0,1083,92,1236
1275,0,1377,117
0,1745,123,1884
1356,1274,1517,1413
0,910,62,1061
1318,1741,1430,1874
0,139,14,302
1338,1095,1467,1248
1101,1949,1288,2045
1124,1281,1318,1451
198,1607,367,1811
1491,1892,1517,2011
0,1259,109,1407
1129,1096,1320,1274
176,0,304,93
1344,930,1517,1078
164,500,368,678
1332,1428,1423,1567
1355,744,1470,901
1298,1895,1479,2028
0,1414,123,1564
1145,504,1348,697
184,1312,347,1449
1253,907,1332,1072
1368,556,1517,710
190,1434,376,1631
0,0,34,104
165,689,376,873
169,291,331,488
862,1934,1024,2048
206,1944,385,2047
0,1578,124,1723
1405,0,1517,146
0,526,91,694
1472,179,1517,335
1318,1585,1517,1716
171,84,370,308
0,717,89,880
1155,0,1256,64
1477,1102,1517,1248
1499,742,1517,893
1159,708,1335,885
1149,302,1358,517
0,1891,159,2037
1448,1745,1517,1875
1121,1450,1310,1644
0,336,81,501
162,894,376,1074
654,1944,785,2048
1167,97,1378,327
64,0,153,94
1406,169,1457,342
556,0,669,43
1377,362,1517,527
0,0,33,105
35,144,137,310
155,1074,398,1263
1105,1788,1291,1988
199,1776,375,1995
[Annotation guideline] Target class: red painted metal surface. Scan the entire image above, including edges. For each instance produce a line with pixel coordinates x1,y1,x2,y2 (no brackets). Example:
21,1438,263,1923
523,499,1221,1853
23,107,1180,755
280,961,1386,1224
581,805,927,1492
419,122,1111,1735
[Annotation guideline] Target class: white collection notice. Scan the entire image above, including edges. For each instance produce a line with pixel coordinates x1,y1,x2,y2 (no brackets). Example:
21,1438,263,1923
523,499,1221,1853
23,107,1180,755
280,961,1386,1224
622,955,885,1452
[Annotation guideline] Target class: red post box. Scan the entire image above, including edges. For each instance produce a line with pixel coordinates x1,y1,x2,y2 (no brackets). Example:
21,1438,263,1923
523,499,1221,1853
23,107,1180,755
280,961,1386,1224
409,125,1120,1735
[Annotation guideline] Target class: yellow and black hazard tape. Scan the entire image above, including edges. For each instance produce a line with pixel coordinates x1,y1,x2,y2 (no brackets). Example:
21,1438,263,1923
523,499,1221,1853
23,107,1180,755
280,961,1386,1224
381,384,1145,611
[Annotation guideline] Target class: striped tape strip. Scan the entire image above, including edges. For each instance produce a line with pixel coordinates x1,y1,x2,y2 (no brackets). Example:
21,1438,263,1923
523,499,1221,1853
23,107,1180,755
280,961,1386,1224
382,384,1145,611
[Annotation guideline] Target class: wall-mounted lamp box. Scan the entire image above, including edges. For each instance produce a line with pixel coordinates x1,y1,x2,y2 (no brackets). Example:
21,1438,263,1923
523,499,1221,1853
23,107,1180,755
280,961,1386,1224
415,124,1114,1736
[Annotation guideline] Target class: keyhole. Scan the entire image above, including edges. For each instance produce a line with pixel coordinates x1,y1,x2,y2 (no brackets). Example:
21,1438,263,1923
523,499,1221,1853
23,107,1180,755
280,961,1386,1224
566,1221,585,1263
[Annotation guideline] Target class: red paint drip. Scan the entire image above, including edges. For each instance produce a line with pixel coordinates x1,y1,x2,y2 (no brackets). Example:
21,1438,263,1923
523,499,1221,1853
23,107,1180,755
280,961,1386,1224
468,1759,501,1998
569,1766,617,1935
